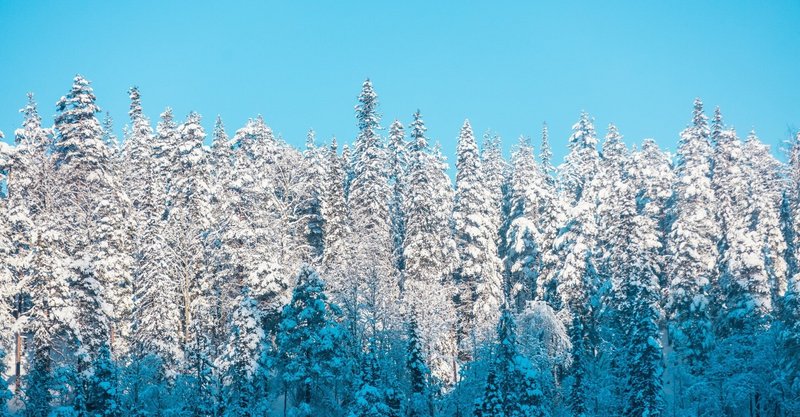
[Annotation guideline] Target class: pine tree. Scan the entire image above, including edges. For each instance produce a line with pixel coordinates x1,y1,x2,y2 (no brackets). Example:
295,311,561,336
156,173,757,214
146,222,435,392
475,309,547,417
345,79,399,342
132,214,183,376
480,131,507,249
349,347,402,417
85,344,121,416
53,75,132,367
321,137,352,279
453,120,504,360
713,126,771,335
559,112,600,206
303,129,327,263
504,136,547,310
406,318,433,417
539,122,555,183
277,265,346,416
402,111,459,384
666,98,717,374
614,161,665,417
388,119,408,275
744,131,788,304
218,288,265,416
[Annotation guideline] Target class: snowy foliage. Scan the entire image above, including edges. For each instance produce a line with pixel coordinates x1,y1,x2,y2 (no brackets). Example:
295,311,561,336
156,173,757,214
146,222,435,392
0,78,795,416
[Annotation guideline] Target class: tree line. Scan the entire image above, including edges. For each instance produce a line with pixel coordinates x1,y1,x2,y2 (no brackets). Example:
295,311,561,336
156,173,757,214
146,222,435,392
0,75,796,416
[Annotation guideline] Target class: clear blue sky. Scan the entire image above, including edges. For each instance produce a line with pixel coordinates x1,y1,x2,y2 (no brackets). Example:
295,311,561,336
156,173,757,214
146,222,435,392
1,1,798,165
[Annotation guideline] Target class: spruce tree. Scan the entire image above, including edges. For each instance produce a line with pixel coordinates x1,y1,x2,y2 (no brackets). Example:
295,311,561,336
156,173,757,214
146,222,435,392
277,265,346,416
559,112,600,206
665,98,717,374
453,120,504,360
402,111,459,384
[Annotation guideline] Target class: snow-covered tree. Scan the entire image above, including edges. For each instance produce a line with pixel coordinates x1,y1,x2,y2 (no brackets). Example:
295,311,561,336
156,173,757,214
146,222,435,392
558,112,600,206
744,131,788,304
344,79,400,343
504,136,548,310
665,98,717,374
320,137,352,278
53,74,132,364
480,131,507,248
217,288,265,416
402,110,459,385
474,309,547,417
712,126,771,335
277,265,346,416
453,120,504,360
388,119,408,275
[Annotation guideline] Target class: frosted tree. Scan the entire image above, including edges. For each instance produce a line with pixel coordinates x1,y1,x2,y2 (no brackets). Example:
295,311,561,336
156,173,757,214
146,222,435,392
210,115,233,184
611,161,665,417
122,87,155,222
53,74,132,364
504,136,548,310
712,126,771,335
162,112,213,355
232,116,308,331
539,122,555,182
406,318,434,417
277,265,346,416
594,123,629,267
345,79,399,341
388,119,408,274
217,288,265,416
453,120,504,360
480,131,507,248
474,309,547,417
665,98,717,374
348,347,402,417
151,108,180,211
320,138,352,278
558,112,600,206
6,93,55,390
84,344,121,416
744,131,788,304
402,110,459,385
131,214,184,377
302,130,327,262
535,126,566,305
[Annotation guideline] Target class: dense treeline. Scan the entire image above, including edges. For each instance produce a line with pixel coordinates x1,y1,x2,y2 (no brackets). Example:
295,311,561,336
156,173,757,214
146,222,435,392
0,75,796,416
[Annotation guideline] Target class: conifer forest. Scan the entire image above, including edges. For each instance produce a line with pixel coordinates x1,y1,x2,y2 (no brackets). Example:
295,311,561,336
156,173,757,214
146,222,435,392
0,75,799,417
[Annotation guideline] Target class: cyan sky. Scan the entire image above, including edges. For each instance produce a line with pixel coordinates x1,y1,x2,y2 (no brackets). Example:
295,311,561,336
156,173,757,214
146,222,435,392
1,1,798,165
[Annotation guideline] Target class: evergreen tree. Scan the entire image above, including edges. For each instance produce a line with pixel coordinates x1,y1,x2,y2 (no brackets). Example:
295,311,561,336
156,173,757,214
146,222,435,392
744,131,788,304
346,80,400,341
321,137,352,279
388,119,408,275
53,75,122,364
474,309,547,417
218,288,264,416
303,129,327,263
665,98,717,374
402,111,459,385
84,344,121,417
480,131,507,249
504,136,547,310
613,161,665,417
539,122,555,182
558,112,600,206
453,120,504,360
406,318,433,417
277,265,346,416
349,347,402,417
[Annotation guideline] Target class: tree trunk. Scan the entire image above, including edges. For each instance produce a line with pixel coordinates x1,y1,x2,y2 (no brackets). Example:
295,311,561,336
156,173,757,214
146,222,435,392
14,332,21,392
